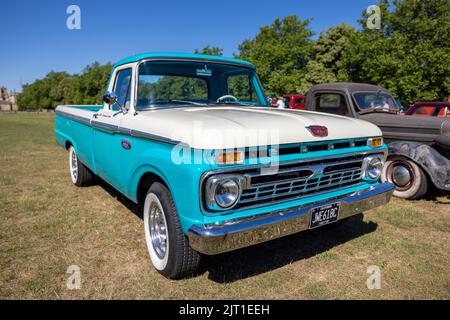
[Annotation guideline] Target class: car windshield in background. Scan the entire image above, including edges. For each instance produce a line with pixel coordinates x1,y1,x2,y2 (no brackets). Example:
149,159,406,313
136,61,268,110
353,92,399,113
411,106,449,117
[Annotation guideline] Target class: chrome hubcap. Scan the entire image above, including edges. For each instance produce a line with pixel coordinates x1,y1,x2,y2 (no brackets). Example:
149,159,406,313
149,203,167,259
392,165,411,187
71,149,78,180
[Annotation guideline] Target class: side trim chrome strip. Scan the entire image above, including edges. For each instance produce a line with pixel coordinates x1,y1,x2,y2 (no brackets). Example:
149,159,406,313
56,109,183,145
129,129,184,145
55,109,91,125
91,120,119,132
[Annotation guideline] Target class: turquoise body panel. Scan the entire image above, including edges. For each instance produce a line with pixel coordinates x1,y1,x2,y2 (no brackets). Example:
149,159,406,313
55,107,101,171
55,107,386,234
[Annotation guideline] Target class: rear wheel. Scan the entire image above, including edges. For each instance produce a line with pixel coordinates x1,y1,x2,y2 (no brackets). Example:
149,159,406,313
143,182,201,279
381,156,428,199
68,146,94,186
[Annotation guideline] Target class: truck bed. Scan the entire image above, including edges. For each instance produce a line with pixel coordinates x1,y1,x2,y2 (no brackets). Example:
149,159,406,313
55,105,102,178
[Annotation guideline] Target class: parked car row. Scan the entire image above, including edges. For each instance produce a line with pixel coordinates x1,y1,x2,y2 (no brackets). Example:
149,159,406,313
274,85,449,199
55,53,447,279
276,90,450,119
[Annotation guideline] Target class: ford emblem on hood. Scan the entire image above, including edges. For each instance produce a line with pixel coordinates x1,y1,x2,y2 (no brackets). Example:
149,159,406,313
306,125,328,137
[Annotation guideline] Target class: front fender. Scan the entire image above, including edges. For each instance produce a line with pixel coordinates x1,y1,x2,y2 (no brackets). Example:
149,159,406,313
388,141,450,190
127,164,172,202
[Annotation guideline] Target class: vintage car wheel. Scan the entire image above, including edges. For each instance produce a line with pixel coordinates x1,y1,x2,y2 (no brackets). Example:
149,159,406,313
143,182,201,279
382,156,428,199
68,146,94,186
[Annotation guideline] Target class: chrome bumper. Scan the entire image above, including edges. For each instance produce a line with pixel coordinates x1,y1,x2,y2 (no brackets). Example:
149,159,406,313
188,183,395,255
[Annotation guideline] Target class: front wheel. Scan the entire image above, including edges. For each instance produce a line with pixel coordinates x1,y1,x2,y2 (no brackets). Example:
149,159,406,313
143,182,201,279
381,156,428,199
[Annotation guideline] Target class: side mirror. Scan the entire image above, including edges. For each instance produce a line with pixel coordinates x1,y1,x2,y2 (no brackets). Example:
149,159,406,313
103,91,119,105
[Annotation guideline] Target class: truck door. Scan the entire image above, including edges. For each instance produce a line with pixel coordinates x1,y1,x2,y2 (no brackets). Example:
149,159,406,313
92,67,132,190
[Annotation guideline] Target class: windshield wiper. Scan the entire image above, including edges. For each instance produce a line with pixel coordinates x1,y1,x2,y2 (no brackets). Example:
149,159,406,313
212,101,254,106
153,99,208,106
359,107,397,115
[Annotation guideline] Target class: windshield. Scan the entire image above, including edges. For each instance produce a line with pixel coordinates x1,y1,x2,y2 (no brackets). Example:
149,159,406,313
353,92,399,113
136,61,268,110
411,105,449,117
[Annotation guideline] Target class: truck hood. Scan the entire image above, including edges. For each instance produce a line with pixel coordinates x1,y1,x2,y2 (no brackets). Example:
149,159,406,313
360,113,449,144
125,106,381,149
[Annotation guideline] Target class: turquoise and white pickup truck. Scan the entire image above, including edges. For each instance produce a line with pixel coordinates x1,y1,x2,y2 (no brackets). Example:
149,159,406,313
55,53,394,279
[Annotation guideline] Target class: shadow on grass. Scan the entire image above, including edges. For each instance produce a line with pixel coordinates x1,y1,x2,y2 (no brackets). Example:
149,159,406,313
96,178,378,283
423,187,449,204
200,214,377,283
96,179,143,219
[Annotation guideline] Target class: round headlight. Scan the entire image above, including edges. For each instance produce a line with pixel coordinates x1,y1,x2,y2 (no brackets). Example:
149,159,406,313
214,178,240,208
366,157,383,180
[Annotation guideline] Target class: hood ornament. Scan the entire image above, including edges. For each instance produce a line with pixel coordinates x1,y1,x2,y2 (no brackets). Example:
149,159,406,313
306,125,328,137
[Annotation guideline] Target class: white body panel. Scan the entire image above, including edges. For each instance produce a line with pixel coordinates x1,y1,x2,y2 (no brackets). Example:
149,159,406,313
124,106,381,149
57,105,382,149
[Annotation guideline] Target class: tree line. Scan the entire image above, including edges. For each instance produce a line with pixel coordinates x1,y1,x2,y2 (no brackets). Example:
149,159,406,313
18,62,112,110
17,0,449,110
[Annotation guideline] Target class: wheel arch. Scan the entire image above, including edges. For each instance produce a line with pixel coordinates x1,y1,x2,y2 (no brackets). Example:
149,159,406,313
58,131,78,154
387,141,450,190
129,165,173,205
65,139,77,151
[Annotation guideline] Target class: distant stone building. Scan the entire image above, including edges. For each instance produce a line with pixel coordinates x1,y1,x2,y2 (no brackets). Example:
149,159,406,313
0,86,19,111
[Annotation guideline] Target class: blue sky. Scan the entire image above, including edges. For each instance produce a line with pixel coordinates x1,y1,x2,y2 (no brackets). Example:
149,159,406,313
0,0,376,91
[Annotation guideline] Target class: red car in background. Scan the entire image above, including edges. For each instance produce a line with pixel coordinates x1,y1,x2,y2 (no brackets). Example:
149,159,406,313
283,94,306,109
405,102,450,117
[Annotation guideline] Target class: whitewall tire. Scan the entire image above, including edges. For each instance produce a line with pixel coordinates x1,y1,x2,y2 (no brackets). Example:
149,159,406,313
143,182,201,279
68,146,94,186
381,156,428,200
69,146,79,184
144,193,169,271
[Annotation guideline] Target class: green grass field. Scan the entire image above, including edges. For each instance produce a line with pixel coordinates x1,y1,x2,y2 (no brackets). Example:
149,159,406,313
0,112,449,299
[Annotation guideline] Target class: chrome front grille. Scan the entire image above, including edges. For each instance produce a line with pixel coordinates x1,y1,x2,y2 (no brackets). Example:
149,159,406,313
238,156,364,207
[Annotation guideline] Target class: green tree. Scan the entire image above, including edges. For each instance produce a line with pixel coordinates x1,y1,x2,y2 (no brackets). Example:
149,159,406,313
305,23,356,85
343,0,450,103
236,15,314,95
17,72,72,110
17,63,112,110
194,46,223,56
67,62,112,105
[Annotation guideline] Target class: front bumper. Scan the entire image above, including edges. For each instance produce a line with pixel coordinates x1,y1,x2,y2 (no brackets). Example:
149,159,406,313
188,182,394,255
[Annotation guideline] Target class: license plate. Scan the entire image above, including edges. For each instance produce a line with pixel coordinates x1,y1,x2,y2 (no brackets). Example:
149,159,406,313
309,202,341,229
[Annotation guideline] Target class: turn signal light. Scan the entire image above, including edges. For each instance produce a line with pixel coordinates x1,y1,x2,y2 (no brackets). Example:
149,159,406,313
216,150,244,165
368,137,383,148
